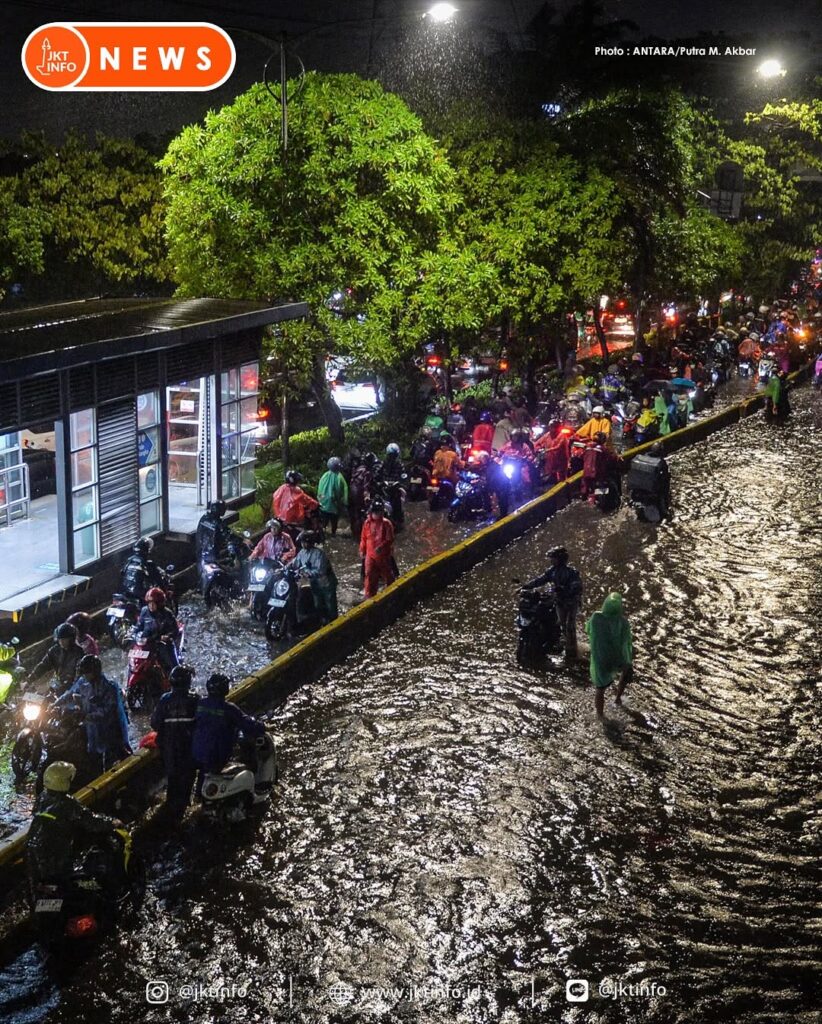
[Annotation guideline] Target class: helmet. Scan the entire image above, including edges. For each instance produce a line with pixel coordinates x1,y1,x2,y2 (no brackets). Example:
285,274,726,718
548,546,568,564
510,429,527,444
370,499,386,515
299,530,319,546
363,452,377,468
206,673,231,698
66,612,92,634
631,352,643,363
145,587,166,606
439,432,453,445
54,623,77,641
450,403,462,413
548,418,561,429
476,451,490,465
584,376,598,388
207,500,226,518
386,443,400,457
479,411,493,423
650,442,664,456
78,654,101,677
169,665,194,689
285,470,303,485
327,457,342,472
43,761,77,793
132,537,153,557
592,405,605,415
266,518,283,533
749,332,760,341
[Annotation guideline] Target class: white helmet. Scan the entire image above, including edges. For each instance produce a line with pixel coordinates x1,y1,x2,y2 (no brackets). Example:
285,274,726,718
593,405,605,415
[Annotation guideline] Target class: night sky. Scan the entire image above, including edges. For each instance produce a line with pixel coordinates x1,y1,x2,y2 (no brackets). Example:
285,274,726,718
1,0,819,139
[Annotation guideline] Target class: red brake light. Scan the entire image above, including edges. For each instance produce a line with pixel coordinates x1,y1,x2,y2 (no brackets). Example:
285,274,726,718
66,914,98,938
430,478,439,485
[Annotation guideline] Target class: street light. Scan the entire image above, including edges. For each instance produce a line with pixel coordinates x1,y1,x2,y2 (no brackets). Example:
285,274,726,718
757,59,786,79
425,3,459,22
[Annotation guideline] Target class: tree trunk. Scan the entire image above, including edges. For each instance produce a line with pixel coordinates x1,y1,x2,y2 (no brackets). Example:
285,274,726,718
310,352,345,443
280,392,290,468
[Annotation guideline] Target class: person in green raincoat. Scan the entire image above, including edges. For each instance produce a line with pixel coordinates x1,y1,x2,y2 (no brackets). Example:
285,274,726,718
764,371,790,422
317,457,349,536
653,393,671,436
585,592,634,718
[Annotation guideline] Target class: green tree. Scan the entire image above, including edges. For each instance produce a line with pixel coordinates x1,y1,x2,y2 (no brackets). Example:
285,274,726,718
160,73,459,441
20,131,170,293
0,175,47,300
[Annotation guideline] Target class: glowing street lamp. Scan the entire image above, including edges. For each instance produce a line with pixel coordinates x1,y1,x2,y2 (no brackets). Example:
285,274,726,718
425,3,459,23
757,59,786,79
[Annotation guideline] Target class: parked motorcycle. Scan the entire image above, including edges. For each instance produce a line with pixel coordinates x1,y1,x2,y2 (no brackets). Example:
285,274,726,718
12,696,86,782
200,533,251,610
447,470,491,522
30,827,145,950
125,633,172,714
200,730,277,824
515,585,563,668
246,557,281,621
264,566,322,645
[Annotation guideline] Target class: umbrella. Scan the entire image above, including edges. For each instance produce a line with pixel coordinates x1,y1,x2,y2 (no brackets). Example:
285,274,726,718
670,377,695,388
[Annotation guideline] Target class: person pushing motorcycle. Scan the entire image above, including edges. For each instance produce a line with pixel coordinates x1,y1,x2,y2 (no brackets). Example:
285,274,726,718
522,546,583,659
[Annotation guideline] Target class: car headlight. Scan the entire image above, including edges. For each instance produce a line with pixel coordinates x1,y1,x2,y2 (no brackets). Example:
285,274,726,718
274,579,290,598
23,702,41,722
253,567,268,582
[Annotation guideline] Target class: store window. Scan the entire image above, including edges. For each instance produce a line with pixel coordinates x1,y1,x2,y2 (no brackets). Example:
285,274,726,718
70,408,99,566
0,432,24,522
137,391,163,536
220,361,259,499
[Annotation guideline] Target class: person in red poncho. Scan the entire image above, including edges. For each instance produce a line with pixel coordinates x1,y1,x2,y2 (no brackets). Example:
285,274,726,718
534,420,570,486
271,470,319,525
359,499,397,599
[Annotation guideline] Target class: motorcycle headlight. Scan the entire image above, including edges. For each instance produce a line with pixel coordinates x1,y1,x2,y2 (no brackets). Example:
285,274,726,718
253,567,268,582
274,579,290,598
503,463,515,479
23,702,41,722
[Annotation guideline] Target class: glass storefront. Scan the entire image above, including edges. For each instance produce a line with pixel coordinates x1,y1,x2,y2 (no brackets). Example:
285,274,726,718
220,362,259,499
137,390,162,535
70,409,99,566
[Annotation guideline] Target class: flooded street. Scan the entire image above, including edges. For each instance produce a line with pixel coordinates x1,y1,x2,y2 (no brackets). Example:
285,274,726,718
1,386,819,1024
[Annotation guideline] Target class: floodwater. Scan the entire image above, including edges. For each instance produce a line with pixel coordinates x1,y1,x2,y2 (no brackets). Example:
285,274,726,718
1,385,819,1024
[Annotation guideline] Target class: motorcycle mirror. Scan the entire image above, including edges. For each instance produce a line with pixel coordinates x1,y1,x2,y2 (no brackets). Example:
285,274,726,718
166,564,175,572
243,530,252,538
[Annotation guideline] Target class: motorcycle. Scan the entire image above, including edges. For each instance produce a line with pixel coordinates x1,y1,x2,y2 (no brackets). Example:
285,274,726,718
200,533,251,610
405,459,431,502
738,359,753,379
626,454,669,523
106,566,176,648
12,696,86,782
569,438,590,475
246,556,282,621
30,828,145,949
515,585,563,668
379,479,407,529
447,470,491,522
200,730,278,824
125,633,174,714
264,565,322,645
498,454,536,502
427,474,456,512
281,510,326,549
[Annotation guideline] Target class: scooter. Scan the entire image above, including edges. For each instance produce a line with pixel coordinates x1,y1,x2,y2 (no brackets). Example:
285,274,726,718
30,828,145,950
245,557,281,621
515,586,563,668
12,697,86,782
125,633,176,714
200,533,251,610
405,459,431,502
427,475,456,512
200,731,277,824
106,567,177,647
447,470,491,522
499,454,536,502
264,565,322,644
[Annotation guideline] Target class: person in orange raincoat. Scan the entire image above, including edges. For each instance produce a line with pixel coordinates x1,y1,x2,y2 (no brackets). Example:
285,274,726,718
271,470,319,525
359,499,397,599
535,420,570,485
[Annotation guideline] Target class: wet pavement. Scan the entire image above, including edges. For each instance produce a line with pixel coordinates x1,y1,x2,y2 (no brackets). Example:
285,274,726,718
0,384,818,1023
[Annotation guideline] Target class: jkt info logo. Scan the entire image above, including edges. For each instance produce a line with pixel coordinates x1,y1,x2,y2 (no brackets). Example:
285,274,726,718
22,23,235,91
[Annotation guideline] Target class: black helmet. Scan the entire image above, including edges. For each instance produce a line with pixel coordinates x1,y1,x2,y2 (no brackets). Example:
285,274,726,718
479,411,493,423
78,654,101,677
208,500,226,518
54,623,78,641
299,530,319,546
327,457,343,472
206,673,231,698
370,499,386,515
169,665,194,689
650,442,664,456
548,546,568,564
363,452,377,468
439,432,453,445
285,470,303,485
266,517,283,533
132,537,153,557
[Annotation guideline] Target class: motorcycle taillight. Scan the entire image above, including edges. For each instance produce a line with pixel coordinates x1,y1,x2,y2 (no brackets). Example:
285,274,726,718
66,914,98,938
